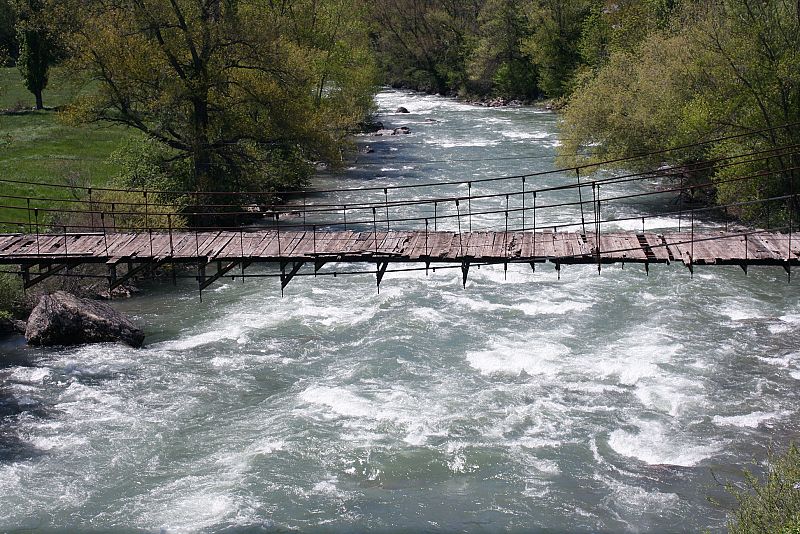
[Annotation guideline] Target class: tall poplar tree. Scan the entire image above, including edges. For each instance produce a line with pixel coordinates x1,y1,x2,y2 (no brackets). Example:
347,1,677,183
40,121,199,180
15,0,54,109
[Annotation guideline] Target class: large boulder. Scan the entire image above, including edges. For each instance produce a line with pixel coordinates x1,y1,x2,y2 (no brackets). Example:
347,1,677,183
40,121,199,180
25,291,144,348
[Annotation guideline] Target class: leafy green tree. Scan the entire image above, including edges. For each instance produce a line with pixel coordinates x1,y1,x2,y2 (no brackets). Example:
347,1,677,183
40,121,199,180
521,0,593,97
560,0,800,222
366,0,480,94
14,0,55,109
0,0,17,65
467,0,537,98
60,0,376,217
693,0,800,219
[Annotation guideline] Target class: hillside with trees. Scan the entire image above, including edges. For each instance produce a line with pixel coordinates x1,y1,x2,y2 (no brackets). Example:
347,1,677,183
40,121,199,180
1,0,797,224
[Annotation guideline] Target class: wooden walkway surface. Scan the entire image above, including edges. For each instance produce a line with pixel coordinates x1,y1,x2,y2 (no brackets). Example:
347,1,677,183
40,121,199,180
1,229,797,267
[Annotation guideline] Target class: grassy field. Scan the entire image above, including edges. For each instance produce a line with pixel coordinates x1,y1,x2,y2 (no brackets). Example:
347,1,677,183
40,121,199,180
0,67,134,231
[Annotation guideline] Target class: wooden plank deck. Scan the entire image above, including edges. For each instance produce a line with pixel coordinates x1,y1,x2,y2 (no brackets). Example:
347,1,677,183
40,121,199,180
1,230,798,269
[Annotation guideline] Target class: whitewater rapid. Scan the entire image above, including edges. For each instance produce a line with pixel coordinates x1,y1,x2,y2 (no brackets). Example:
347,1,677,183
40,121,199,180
1,90,799,533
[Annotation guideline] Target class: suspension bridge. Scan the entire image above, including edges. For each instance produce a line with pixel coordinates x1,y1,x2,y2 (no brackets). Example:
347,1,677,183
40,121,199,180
1,126,798,295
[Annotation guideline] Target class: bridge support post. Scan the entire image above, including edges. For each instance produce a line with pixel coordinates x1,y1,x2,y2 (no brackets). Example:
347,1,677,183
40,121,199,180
280,261,305,294
376,261,389,293
461,261,470,288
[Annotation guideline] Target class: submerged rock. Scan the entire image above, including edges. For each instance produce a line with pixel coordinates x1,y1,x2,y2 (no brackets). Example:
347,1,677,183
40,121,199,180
25,291,144,348
373,126,412,137
396,106,410,113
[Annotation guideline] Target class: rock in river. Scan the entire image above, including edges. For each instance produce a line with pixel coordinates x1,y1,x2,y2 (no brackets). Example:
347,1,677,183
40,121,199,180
25,291,145,348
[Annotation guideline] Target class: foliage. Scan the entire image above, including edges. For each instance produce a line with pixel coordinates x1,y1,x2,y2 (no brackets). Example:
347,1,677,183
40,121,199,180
560,0,800,222
367,0,479,95
521,0,593,97
13,0,57,109
725,443,800,534
91,189,187,232
58,0,377,213
0,0,16,65
366,0,600,100
0,271,23,318
467,0,537,99
560,29,703,167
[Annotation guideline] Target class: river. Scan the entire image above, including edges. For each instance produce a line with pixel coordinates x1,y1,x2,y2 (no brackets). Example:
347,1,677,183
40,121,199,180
1,89,799,533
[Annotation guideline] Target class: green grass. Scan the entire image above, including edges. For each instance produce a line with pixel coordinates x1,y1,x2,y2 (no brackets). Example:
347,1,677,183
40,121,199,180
0,67,135,232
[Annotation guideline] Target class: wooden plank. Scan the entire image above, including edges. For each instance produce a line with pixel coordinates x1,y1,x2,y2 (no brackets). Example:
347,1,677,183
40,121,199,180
331,231,361,256
240,232,269,258
156,232,195,259
639,233,669,261
105,233,141,258
308,230,336,256
214,232,248,260
282,231,308,257
0,235,25,254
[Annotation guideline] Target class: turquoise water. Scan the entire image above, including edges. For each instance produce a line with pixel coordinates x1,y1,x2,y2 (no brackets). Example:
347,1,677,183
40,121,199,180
1,90,799,533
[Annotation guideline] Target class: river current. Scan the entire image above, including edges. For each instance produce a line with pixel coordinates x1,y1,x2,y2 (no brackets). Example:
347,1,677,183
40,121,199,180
1,90,799,533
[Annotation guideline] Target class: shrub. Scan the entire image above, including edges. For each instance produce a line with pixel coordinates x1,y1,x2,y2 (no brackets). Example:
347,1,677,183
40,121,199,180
0,271,23,318
726,443,800,534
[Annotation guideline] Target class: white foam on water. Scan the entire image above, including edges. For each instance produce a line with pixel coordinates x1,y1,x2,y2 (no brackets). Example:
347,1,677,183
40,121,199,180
445,442,477,474
605,478,681,519
592,331,683,387
516,299,593,316
501,130,550,140
712,298,765,322
466,340,568,376
431,138,500,148
603,216,682,233
7,366,50,384
476,116,512,125
712,411,788,428
779,313,800,324
634,374,705,417
768,323,792,334
312,477,344,496
299,386,373,419
150,490,237,533
608,420,720,466
155,324,248,351
528,457,561,476
28,434,89,452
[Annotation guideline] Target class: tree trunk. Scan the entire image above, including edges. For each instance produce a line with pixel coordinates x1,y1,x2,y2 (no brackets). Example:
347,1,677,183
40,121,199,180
34,89,43,110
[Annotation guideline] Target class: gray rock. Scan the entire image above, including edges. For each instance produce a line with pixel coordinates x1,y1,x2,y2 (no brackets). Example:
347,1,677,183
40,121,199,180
25,291,144,348
393,126,411,135
373,129,396,136
396,106,410,113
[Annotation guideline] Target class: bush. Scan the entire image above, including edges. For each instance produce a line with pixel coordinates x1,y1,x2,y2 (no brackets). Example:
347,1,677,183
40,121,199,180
726,443,800,534
0,271,23,318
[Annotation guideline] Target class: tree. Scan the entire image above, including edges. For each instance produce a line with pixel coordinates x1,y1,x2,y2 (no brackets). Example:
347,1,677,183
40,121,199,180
60,0,377,213
0,0,17,66
14,0,55,109
467,0,537,98
560,0,800,222
366,0,480,94
521,0,594,97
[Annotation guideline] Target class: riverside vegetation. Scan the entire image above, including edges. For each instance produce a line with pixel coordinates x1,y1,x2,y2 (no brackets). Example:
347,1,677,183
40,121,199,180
1,2,800,529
